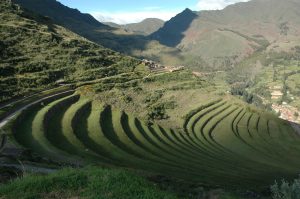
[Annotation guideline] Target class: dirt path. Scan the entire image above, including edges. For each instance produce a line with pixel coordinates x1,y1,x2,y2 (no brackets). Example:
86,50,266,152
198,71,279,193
0,163,57,174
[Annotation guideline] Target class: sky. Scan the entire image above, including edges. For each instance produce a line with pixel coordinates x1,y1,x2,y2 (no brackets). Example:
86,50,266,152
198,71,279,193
57,0,250,24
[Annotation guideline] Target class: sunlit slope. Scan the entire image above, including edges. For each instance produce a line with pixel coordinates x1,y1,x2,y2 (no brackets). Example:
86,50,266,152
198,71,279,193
8,92,300,189
0,1,139,102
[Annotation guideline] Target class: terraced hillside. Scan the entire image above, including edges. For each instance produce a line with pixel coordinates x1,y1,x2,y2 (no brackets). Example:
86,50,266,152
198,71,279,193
6,91,300,189
0,1,139,103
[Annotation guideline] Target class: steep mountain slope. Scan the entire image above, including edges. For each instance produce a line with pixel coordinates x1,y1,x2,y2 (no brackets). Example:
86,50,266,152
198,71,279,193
105,18,164,35
123,18,165,35
0,0,139,102
11,0,182,66
10,0,300,70
150,9,198,47
11,0,149,53
103,22,122,29
12,0,108,30
150,0,300,68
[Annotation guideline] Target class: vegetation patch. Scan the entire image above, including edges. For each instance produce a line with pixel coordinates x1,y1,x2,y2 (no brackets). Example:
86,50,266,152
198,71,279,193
0,167,181,199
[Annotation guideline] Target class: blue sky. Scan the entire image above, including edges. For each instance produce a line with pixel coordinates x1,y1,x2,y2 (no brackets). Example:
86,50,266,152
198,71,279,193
57,0,250,24
57,0,198,13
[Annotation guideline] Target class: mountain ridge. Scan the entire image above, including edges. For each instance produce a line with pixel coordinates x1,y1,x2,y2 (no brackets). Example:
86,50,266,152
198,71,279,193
0,0,139,102
11,0,300,70
123,18,165,35
104,18,165,35
149,0,300,68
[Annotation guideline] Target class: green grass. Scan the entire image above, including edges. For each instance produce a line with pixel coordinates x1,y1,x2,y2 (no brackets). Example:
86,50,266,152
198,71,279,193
6,85,300,190
60,99,101,160
0,166,182,199
0,1,140,102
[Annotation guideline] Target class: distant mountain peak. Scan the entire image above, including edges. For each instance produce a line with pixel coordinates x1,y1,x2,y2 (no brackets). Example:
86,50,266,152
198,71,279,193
177,8,197,18
110,18,165,35
182,8,193,13
150,8,198,47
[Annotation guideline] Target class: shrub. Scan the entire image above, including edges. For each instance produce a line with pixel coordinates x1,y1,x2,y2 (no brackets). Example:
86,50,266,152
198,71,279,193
148,103,169,120
143,90,164,105
271,178,300,199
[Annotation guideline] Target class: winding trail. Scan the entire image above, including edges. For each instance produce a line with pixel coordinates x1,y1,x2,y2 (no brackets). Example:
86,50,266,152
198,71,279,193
0,90,74,130
0,90,74,174
0,163,57,174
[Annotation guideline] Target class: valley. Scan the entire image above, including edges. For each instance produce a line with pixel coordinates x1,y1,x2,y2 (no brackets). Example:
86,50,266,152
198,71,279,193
1,0,300,198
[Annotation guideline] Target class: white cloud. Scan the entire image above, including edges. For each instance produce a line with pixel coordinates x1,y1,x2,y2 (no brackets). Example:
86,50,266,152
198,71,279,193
196,0,250,11
91,0,250,24
91,10,179,25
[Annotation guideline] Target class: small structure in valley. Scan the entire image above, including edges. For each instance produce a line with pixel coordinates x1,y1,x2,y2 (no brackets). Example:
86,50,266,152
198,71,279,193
141,59,184,73
271,90,283,100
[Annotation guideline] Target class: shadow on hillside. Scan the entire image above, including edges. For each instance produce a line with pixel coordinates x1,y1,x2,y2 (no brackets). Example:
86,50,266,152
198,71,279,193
149,9,198,47
83,28,151,54
11,0,185,59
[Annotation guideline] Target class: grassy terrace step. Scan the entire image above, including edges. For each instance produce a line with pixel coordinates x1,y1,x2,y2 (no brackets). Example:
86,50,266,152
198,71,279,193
246,113,294,165
117,112,232,180
8,94,300,188
182,104,266,178
124,115,193,168
114,110,217,177
121,113,206,171
235,112,271,157
212,108,298,179
60,99,108,162
73,101,120,165
257,116,300,169
123,114,255,183
183,99,222,132
205,105,290,173
186,100,226,135
247,113,291,163
193,103,233,157
194,105,276,177
61,99,95,156
256,116,288,160
94,105,211,181
132,119,223,175
30,95,80,162
147,124,208,166
12,91,75,149
236,112,287,166
44,95,80,154
83,103,196,178
0,86,72,122
183,101,229,158
187,101,228,149
206,106,240,151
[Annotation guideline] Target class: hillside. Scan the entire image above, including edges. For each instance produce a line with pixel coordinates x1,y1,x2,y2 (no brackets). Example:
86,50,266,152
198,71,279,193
10,0,148,52
150,0,300,68
0,0,139,102
11,0,182,66
11,0,300,70
2,0,300,197
123,18,165,35
150,9,198,47
104,18,164,35
4,78,300,189
12,0,109,30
